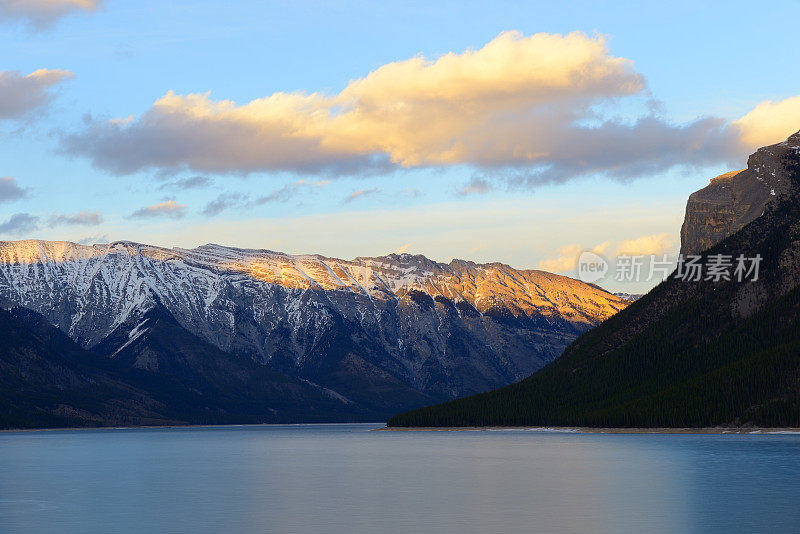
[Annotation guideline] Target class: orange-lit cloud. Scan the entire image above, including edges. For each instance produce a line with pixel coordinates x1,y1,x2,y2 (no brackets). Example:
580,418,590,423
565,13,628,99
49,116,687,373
0,69,73,119
63,31,800,183
129,200,186,220
0,0,102,26
64,32,653,178
324,31,642,167
731,94,800,150
343,188,379,203
539,241,610,273
616,233,676,256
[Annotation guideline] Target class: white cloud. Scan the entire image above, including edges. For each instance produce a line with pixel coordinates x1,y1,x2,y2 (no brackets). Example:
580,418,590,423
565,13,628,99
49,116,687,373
0,69,73,119
616,233,676,256
0,0,103,27
129,200,186,219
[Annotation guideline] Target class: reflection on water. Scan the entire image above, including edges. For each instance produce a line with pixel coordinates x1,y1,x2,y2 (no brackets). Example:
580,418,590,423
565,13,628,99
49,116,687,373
1,424,798,533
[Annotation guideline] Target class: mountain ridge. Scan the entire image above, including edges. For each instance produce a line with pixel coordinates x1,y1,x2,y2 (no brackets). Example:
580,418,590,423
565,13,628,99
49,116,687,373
0,240,627,420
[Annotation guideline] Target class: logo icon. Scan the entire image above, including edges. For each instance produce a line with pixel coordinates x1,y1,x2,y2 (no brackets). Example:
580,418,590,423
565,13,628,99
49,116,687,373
577,251,608,283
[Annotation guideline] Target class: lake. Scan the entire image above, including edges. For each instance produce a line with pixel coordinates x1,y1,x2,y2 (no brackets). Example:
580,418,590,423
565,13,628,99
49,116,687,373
1,424,799,533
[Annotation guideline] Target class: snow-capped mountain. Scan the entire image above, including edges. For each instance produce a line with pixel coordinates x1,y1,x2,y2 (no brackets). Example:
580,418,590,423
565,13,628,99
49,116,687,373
0,240,628,408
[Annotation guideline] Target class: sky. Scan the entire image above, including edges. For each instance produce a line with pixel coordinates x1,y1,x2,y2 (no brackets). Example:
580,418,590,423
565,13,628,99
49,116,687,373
2,0,800,292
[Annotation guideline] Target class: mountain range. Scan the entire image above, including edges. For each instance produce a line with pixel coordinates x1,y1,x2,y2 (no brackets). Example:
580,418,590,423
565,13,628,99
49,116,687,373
389,130,800,428
0,243,626,428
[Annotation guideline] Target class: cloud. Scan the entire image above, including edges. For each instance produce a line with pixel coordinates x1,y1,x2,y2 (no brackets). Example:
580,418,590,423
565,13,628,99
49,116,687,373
0,213,39,235
256,179,329,203
56,32,644,178
0,176,26,202
539,241,609,273
128,200,186,219
76,233,109,245
344,188,379,203
47,210,103,227
202,193,248,217
616,233,676,256
731,94,800,149
201,180,330,216
458,177,491,196
61,30,800,184
0,69,73,119
0,0,103,27
501,115,742,186
158,175,213,191
394,243,413,254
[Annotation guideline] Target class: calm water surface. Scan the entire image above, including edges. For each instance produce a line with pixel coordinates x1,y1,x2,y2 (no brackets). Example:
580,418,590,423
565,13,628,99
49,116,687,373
1,424,799,533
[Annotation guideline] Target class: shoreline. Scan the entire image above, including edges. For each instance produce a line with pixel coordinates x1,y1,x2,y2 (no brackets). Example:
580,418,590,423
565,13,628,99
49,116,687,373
377,426,800,434
3,423,800,435
0,422,385,434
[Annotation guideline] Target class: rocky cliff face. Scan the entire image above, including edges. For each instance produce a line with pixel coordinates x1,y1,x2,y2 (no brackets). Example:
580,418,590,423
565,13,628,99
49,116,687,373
0,241,627,407
680,131,800,255
390,132,800,429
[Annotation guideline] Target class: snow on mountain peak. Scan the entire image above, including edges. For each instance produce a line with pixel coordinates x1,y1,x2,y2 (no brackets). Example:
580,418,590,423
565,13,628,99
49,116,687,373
0,239,627,351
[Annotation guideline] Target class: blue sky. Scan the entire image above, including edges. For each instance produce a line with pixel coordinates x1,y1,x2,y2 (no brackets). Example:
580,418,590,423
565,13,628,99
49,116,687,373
2,0,800,292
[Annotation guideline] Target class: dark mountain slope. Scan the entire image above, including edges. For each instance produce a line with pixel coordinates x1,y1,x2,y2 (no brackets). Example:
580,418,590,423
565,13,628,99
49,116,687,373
389,134,800,428
91,306,415,422
0,307,172,429
0,304,427,429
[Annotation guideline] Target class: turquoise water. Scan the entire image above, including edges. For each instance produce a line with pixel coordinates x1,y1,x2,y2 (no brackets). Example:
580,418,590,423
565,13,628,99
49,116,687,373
1,424,799,533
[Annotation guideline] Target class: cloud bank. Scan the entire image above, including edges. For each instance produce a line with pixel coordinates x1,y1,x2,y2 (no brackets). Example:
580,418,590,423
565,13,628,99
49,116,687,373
0,69,73,120
0,0,103,27
62,31,800,185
